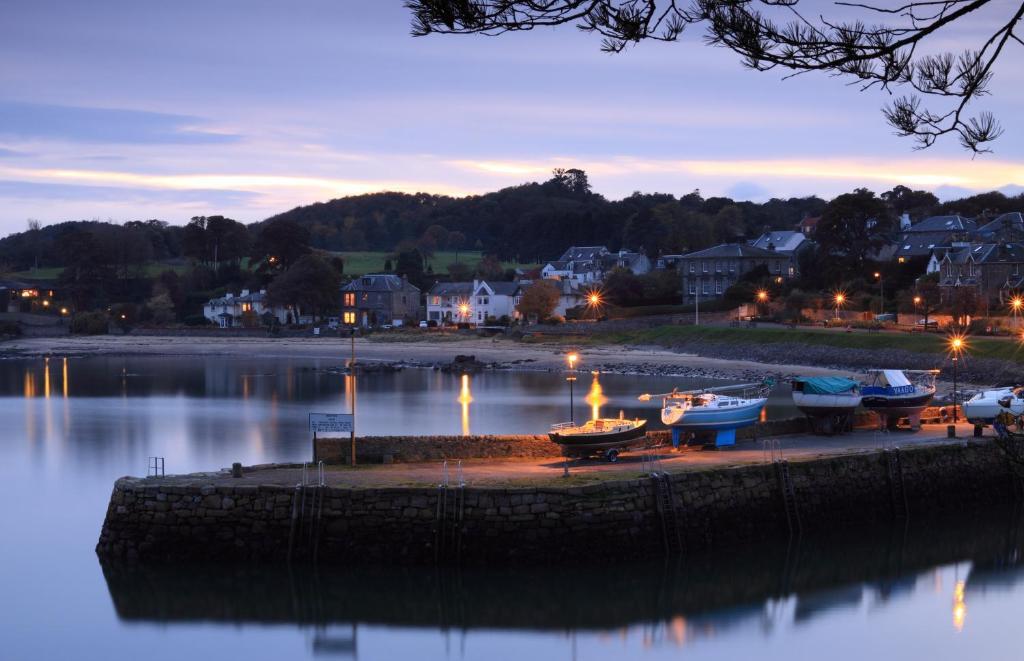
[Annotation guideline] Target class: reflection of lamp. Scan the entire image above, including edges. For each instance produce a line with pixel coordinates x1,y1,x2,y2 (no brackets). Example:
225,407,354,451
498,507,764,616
458,373,472,436
585,372,608,421
952,579,966,632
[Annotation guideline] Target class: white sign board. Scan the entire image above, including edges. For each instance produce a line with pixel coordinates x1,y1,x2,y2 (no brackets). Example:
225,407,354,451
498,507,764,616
309,413,354,435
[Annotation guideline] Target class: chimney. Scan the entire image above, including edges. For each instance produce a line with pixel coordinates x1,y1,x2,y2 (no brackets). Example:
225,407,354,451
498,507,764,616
900,212,911,231
473,278,479,291
240,289,250,297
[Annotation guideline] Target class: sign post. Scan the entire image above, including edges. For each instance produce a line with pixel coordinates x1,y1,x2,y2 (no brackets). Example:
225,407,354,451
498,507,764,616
309,413,355,463
350,329,357,466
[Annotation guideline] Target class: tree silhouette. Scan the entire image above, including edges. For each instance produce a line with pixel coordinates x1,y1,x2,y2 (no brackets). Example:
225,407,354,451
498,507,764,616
406,0,1021,152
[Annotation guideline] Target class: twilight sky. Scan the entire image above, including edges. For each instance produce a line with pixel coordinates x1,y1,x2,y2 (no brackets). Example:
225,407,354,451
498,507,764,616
0,0,1022,233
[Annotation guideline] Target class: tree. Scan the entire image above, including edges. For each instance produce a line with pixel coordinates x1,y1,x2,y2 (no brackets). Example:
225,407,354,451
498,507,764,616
881,186,939,220
446,231,467,261
394,247,427,289
251,218,311,271
266,254,342,321
447,261,473,281
901,273,942,327
816,189,894,280
603,268,643,306
407,1,1020,152
550,168,591,195
516,280,561,321
146,282,176,325
475,254,505,281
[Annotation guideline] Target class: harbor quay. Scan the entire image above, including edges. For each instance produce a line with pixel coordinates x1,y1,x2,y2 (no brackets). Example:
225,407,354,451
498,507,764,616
97,420,1024,566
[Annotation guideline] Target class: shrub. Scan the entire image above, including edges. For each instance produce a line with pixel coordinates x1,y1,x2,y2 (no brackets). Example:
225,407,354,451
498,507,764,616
183,314,212,327
70,311,109,335
0,321,21,337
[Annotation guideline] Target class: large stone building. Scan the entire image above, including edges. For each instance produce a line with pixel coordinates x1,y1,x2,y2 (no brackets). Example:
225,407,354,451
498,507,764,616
678,244,796,304
341,274,420,328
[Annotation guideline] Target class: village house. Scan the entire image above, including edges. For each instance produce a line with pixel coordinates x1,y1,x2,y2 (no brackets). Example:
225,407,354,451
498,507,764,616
678,243,796,304
203,289,292,328
748,230,809,256
541,245,609,283
937,242,1024,308
0,280,60,314
601,249,652,276
341,274,420,328
426,279,523,325
893,215,976,263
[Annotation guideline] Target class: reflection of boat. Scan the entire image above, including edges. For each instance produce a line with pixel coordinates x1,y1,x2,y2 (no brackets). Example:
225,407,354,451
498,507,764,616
548,417,648,461
791,376,861,434
963,386,1024,425
861,370,937,429
641,381,771,447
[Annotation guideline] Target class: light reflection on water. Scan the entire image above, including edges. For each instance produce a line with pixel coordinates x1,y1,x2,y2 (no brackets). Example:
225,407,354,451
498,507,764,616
1,355,1024,660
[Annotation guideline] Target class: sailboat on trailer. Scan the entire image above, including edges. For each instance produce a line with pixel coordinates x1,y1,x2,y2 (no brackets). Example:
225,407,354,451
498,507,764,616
639,379,773,447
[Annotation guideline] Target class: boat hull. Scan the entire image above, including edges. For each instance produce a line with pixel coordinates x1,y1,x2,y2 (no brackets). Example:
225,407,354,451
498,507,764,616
662,398,767,431
860,391,934,418
549,420,648,455
792,392,862,417
963,389,1024,424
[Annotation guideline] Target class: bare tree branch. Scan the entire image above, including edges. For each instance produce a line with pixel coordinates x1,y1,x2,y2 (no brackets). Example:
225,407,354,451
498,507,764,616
405,0,1023,153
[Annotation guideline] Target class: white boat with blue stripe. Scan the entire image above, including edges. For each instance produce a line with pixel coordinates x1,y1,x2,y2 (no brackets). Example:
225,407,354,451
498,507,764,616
639,380,773,447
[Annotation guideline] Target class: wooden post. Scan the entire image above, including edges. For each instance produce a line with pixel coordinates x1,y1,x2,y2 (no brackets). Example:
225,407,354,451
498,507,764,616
312,431,317,463
350,329,357,466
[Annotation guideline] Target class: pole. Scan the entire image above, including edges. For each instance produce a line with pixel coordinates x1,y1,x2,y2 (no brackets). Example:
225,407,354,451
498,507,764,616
879,276,884,315
350,328,357,466
953,355,958,424
695,277,700,326
568,375,575,425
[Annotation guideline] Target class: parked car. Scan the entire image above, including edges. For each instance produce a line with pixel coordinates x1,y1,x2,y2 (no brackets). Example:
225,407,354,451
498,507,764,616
419,320,429,329
381,324,393,330
916,319,939,330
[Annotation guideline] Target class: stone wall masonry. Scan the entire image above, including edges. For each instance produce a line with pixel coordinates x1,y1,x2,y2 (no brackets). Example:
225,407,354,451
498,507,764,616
97,438,1024,566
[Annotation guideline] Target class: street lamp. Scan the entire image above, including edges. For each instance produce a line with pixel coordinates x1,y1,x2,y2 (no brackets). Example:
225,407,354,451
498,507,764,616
585,291,603,320
833,292,846,322
874,271,884,315
1011,296,1023,329
756,289,768,317
566,352,579,425
948,334,967,424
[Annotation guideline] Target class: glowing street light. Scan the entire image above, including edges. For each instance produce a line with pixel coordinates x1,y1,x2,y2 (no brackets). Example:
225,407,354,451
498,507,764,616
566,352,579,425
1011,296,1023,329
874,271,885,315
833,291,846,322
948,333,968,424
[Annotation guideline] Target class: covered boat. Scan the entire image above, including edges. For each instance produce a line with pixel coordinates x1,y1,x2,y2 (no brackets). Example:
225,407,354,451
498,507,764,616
791,376,861,434
861,369,936,430
548,417,647,461
963,387,1024,426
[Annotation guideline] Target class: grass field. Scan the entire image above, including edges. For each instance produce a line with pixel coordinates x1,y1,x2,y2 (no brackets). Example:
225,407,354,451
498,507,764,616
591,324,1024,364
335,251,538,276
10,261,191,281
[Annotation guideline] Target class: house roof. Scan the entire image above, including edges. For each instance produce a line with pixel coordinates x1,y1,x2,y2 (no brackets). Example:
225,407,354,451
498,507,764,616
895,231,959,258
906,215,975,233
206,290,268,306
558,246,609,262
477,281,522,296
749,231,806,253
975,212,1024,240
428,282,473,297
681,243,786,260
0,279,35,290
942,242,1024,265
342,274,420,293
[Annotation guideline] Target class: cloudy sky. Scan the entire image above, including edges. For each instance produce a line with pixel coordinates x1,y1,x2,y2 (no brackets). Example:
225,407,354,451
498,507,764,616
0,0,1021,233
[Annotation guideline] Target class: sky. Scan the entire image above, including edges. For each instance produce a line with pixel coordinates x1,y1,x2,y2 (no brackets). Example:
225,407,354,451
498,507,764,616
0,0,1021,234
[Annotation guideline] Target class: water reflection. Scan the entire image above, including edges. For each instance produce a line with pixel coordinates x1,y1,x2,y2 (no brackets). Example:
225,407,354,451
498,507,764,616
585,372,608,421
458,374,472,436
99,509,1024,658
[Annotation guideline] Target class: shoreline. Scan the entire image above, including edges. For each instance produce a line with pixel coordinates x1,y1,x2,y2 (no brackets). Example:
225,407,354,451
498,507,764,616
0,334,983,392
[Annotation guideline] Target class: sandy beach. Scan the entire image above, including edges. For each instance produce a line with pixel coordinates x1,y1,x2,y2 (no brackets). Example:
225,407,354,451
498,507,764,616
0,333,874,382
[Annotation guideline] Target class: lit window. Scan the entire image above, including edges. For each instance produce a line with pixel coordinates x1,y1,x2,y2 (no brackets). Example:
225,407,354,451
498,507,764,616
343,293,355,306
343,312,356,324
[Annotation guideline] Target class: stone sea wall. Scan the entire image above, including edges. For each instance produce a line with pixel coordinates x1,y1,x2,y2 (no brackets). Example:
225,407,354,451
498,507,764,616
97,438,1024,566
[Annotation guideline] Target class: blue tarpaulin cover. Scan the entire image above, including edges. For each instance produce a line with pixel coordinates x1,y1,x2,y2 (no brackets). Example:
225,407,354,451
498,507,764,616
793,376,859,395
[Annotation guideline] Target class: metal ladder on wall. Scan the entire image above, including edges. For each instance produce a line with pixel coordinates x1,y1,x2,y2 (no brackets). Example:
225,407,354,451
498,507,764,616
764,440,801,538
884,447,910,521
288,462,326,562
434,461,465,565
644,452,684,556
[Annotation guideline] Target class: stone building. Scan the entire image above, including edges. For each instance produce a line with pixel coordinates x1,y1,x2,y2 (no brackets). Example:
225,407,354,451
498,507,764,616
679,243,796,304
341,274,420,328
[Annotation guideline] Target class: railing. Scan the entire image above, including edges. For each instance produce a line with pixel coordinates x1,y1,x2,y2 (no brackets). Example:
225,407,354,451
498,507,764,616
550,421,577,431
147,457,165,477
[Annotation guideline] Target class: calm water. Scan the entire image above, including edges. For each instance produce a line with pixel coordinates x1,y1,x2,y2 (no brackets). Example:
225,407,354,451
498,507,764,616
2,355,1023,660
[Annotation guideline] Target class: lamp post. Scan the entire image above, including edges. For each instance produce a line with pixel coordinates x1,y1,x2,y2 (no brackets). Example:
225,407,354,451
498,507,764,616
949,335,965,424
833,292,845,323
756,289,768,318
586,291,603,320
1011,296,1023,330
350,327,357,466
874,271,884,315
566,352,578,425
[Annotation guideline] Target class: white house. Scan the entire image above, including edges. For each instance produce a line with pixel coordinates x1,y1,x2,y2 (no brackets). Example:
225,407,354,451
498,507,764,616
541,246,609,283
203,290,293,328
426,280,523,325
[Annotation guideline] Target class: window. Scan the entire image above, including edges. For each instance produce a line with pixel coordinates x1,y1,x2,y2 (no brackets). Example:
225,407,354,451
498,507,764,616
728,261,735,273
702,261,708,273
702,282,709,295
241,302,252,312
688,283,695,295
715,280,722,294
431,296,440,305
343,312,356,324
688,263,695,274
773,262,781,273
715,261,721,273
361,293,368,302
343,293,355,306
